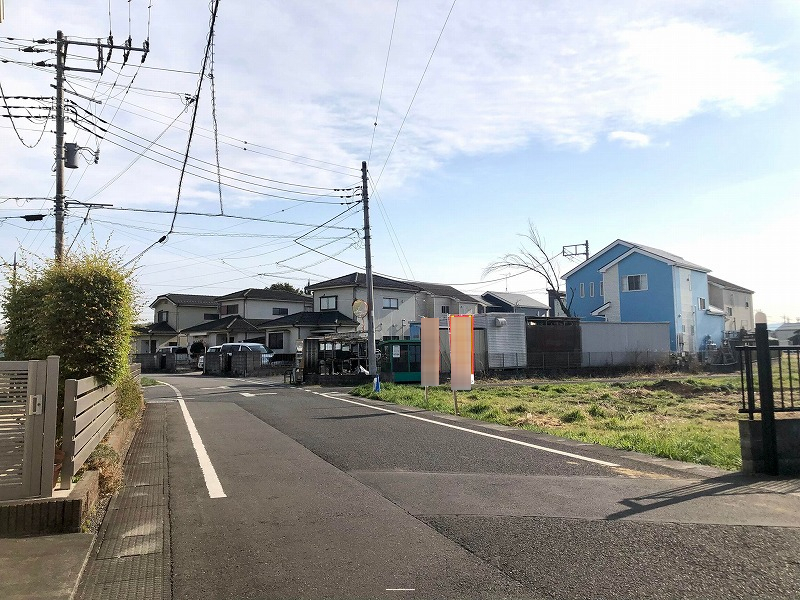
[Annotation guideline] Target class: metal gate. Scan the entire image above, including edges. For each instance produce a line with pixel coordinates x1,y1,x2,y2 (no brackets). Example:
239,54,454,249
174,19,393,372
0,357,59,500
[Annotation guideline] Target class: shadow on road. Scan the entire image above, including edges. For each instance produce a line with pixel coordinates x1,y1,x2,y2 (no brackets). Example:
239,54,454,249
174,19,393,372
607,473,800,520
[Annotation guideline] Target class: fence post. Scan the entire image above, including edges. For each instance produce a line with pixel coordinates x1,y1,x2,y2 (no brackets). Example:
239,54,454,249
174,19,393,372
755,312,778,475
61,378,78,490
40,356,59,496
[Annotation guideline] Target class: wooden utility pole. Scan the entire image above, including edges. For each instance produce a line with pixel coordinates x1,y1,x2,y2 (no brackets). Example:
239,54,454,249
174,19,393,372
362,161,377,378
54,31,65,261
51,30,148,260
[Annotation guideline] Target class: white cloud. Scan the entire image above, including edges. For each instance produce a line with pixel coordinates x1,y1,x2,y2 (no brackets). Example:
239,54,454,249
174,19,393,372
608,131,651,148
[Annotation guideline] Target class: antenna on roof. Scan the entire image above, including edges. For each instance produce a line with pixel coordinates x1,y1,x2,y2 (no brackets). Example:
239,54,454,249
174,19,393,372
563,240,589,261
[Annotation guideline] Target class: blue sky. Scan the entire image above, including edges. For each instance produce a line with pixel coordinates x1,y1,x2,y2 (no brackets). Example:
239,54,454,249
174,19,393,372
1,1,799,324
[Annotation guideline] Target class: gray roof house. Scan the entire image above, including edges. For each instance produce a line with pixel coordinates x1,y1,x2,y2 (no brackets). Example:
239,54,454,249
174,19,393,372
481,291,549,317
307,273,480,340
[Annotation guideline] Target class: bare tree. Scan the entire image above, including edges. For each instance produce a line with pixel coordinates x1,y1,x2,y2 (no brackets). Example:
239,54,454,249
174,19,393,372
483,222,574,317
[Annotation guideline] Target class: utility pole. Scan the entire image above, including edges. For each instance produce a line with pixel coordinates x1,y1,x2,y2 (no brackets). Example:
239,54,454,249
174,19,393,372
362,161,377,377
54,31,66,261
50,30,148,261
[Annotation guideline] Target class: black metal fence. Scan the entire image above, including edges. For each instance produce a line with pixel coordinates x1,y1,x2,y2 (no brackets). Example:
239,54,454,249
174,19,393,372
738,345,800,419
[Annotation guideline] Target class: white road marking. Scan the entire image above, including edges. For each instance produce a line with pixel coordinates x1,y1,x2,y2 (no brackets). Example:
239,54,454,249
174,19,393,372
239,392,277,397
200,385,230,390
162,381,227,499
310,391,619,468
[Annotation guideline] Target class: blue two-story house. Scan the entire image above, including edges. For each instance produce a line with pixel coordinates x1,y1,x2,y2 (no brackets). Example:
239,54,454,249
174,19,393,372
562,240,726,353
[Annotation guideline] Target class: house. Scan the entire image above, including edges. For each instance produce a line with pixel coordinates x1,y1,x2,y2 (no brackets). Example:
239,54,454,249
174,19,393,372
482,291,549,317
774,321,800,346
214,288,312,320
707,275,754,332
306,273,480,340
180,315,263,348
563,240,727,353
257,311,358,359
132,293,218,353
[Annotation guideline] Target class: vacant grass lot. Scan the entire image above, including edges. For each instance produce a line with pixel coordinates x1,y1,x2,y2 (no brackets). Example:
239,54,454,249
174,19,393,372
351,377,744,470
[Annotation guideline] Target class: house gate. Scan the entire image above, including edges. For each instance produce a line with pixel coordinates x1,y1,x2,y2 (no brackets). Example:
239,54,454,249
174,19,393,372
0,357,59,500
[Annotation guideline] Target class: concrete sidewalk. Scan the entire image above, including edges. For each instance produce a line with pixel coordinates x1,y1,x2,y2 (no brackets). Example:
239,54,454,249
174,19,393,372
74,399,171,600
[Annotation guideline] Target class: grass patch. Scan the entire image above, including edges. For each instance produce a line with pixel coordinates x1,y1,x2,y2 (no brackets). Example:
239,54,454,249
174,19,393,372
350,377,743,470
140,376,160,387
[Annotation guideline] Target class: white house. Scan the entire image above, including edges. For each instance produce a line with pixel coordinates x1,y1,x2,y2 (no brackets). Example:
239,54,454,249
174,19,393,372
307,273,480,340
707,276,754,332
214,288,312,321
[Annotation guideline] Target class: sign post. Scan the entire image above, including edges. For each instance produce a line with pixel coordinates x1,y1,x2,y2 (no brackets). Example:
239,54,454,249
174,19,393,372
421,318,440,404
449,315,473,414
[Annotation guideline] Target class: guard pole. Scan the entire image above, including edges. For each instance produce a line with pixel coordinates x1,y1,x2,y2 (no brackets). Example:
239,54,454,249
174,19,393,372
755,311,778,475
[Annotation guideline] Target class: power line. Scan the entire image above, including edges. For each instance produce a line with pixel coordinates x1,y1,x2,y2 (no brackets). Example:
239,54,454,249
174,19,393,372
71,120,358,204
368,0,399,163
170,0,221,234
375,0,457,186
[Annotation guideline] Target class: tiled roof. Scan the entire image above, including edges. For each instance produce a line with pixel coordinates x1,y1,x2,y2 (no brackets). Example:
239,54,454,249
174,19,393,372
255,310,358,329
214,288,311,303
149,293,218,308
179,315,260,334
133,322,177,334
482,291,549,310
707,275,754,294
307,272,477,304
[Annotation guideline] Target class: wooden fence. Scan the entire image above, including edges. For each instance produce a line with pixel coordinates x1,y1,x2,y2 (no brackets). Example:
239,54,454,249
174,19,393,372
59,364,141,490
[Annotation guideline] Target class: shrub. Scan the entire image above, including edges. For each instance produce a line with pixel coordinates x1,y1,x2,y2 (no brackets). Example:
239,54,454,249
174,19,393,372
116,376,144,420
560,408,586,423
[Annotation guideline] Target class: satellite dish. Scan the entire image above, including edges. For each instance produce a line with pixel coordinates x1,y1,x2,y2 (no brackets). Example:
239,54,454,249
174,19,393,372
352,299,368,319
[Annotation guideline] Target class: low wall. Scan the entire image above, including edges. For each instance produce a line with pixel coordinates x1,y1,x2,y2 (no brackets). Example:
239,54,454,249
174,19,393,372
739,418,800,475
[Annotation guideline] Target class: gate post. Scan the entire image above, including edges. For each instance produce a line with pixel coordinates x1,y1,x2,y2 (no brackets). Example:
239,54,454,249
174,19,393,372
755,312,778,475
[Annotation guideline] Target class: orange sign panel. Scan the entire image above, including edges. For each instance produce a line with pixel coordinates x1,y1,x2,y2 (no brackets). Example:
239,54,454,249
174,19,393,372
420,318,439,387
449,315,473,391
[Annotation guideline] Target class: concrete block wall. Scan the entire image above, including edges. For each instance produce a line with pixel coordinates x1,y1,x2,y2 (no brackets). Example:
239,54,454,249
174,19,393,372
739,418,800,475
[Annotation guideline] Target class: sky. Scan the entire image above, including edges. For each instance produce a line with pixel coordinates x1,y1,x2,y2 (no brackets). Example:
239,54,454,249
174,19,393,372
1,0,799,326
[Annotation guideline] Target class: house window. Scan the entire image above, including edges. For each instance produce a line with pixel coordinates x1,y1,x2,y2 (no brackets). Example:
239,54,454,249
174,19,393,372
698,298,706,310
600,282,604,297
579,283,585,298
441,305,450,314
320,296,337,311
268,332,283,350
589,282,595,298
727,307,733,316
203,313,219,321
383,297,399,309
157,310,169,323
272,307,289,316
745,301,750,308
220,304,239,316
622,274,648,292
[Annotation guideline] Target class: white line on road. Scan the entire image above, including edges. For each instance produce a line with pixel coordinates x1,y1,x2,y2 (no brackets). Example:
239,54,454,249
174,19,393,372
239,392,277,397
162,381,227,499
310,391,619,467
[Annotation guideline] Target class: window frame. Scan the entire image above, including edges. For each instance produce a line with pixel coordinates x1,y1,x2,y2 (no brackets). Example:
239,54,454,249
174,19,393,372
589,282,595,298
267,332,283,350
622,274,648,292
698,298,706,310
579,282,585,298
272,307,289,316
441,305,450,315
320,295,337,311
382,297,399,310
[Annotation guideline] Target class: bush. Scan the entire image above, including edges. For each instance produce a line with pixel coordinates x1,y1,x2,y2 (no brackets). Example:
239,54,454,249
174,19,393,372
116,376,144,419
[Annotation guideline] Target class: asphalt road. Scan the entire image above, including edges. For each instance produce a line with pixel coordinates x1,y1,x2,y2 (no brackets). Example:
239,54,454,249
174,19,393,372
151,374,800,599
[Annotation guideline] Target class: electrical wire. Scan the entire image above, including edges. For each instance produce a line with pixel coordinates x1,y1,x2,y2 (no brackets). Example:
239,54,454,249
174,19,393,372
375,0,457,186
0,80,52,147
368,0,399,163
169,0,222,234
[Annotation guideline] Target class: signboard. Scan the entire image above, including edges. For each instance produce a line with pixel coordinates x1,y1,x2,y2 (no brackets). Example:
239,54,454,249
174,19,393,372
420,318,439,387
392,345,400,358
449,315,473,391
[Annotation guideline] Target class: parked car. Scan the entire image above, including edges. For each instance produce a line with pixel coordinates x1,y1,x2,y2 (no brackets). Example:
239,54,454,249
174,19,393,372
220,342,274,365
154,345,191,368
199,345,222,370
